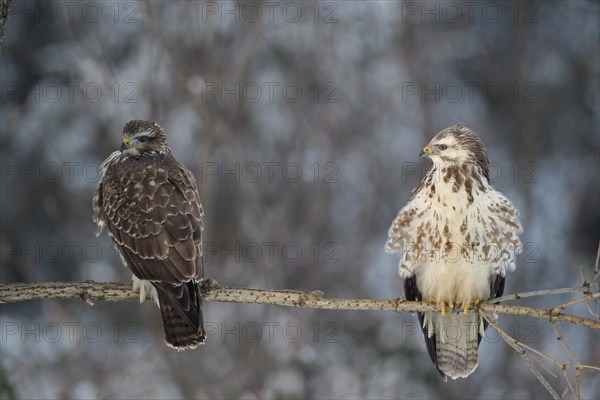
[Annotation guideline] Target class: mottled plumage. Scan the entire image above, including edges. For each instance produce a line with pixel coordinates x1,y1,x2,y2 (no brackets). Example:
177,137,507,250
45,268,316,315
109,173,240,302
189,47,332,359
386,124,522,380
93,120,205,350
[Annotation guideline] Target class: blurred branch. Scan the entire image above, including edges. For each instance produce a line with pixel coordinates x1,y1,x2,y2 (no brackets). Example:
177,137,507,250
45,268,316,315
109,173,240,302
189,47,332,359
594,239,600,276
0,0,11,54
0,280,598,330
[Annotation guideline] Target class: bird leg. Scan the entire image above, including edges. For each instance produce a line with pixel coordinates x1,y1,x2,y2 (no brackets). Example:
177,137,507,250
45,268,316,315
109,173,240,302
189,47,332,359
428,297,450,316
132,275,159,305
429,298,464,316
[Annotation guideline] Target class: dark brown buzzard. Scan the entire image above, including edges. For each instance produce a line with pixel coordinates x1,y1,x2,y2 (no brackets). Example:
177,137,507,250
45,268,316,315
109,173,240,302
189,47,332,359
93,120,205,350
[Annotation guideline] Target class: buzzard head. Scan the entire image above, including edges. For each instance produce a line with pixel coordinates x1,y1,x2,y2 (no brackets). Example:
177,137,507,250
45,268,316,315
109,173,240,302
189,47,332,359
420,124,490,177
120,120,171,156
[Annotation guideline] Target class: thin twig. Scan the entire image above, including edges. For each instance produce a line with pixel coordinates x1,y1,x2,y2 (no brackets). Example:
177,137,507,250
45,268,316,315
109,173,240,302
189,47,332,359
526,352,560,379
594,240,599,276
484,301,599,330
551,321,578,399
493,324,600,373
481,312,561,400
491,287,586,303
579,266,600,320
551,293,600,314
551,320,586,400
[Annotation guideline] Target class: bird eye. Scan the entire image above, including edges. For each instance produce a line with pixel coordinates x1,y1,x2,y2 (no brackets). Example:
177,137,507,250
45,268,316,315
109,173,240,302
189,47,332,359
439,144,447,151
138,136,149,143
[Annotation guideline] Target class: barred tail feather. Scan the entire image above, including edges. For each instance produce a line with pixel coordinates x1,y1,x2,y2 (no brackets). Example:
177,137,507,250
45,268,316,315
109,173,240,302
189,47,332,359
430,312,481,379
156,283,206,350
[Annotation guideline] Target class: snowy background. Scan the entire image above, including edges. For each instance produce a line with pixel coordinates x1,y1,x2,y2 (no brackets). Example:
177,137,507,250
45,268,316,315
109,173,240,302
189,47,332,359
1,1,599,398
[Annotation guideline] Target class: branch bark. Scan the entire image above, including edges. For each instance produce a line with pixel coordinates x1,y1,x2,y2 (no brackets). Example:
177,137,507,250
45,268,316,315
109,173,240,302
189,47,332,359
1,280,598,330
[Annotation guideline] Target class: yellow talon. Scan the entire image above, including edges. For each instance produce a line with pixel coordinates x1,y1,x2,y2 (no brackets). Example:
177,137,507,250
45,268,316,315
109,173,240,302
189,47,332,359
429,297,453,316
462,299,481,314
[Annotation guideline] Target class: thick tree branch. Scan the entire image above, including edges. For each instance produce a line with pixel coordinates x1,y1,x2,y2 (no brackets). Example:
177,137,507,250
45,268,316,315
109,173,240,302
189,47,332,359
1,280,598,330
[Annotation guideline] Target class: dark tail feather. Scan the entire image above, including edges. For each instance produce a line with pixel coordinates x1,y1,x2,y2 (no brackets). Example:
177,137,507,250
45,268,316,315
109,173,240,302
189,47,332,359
405,276,448,380
154,281,206,350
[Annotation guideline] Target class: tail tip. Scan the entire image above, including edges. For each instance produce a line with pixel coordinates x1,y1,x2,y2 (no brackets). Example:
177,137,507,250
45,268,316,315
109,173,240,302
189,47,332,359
166,330,207,351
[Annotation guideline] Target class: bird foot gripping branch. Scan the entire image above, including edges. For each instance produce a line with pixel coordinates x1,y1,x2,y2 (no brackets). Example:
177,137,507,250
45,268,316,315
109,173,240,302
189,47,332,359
200,278,221,294
428,298,480,316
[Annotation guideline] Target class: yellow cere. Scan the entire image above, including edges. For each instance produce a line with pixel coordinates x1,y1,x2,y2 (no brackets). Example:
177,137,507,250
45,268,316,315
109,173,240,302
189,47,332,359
423,146,429,153
123,138,130,145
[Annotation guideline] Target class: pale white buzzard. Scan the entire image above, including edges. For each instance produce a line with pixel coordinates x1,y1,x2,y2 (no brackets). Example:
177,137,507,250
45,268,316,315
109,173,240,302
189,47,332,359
386,124,522,379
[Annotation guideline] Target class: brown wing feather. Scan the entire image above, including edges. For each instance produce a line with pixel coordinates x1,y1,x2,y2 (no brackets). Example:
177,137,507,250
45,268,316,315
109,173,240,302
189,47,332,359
99,153,203,284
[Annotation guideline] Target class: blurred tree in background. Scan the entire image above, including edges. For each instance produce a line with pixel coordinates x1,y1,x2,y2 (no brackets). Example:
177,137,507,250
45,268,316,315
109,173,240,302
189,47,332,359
1,1,598,398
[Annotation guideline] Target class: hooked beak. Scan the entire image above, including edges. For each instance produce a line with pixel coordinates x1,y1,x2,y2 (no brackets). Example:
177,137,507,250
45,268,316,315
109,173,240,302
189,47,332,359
420,145,430,158
120,138,130,152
